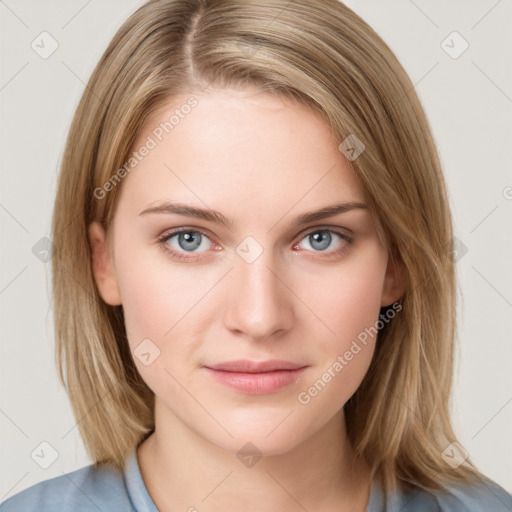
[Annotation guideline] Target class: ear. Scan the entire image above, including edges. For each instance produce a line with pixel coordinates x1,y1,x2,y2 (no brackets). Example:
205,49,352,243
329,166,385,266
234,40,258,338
381,251,406,307
88,221,122,306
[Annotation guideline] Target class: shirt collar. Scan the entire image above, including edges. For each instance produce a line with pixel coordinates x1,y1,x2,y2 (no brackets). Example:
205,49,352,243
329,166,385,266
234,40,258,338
124,445,160,512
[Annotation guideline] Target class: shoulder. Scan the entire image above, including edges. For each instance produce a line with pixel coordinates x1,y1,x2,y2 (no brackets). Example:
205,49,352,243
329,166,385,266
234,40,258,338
0,461,135,512
384,478,512,512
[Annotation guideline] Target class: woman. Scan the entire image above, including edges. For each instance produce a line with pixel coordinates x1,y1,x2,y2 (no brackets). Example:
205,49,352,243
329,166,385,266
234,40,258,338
1,0,510,510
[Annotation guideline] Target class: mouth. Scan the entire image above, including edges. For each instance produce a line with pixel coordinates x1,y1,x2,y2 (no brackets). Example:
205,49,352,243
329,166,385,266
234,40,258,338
203,359,308,394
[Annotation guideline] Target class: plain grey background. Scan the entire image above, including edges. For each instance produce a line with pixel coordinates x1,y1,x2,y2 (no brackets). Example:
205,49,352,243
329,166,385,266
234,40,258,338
1,0,511,501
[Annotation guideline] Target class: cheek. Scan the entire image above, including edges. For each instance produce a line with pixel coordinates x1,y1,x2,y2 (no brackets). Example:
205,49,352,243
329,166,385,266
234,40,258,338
115,262,194,400
114,241,206,338
299,244,387,351
327,265,384,343
113,244,216,387
293,247,387,408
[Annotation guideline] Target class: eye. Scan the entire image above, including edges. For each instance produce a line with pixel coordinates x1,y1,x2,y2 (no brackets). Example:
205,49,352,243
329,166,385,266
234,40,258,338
157,228,216,261
293,228,353,258
157,227,353,262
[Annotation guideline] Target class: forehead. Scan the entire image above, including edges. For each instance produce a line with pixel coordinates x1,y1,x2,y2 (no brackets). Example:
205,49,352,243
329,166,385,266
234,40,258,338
116,88,366,222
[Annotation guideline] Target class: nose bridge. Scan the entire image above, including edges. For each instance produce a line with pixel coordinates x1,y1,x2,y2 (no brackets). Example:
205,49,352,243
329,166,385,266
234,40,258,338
223,236,293,339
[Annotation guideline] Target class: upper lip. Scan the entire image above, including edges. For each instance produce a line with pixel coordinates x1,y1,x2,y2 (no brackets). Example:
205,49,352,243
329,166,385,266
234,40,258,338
205,359,307,373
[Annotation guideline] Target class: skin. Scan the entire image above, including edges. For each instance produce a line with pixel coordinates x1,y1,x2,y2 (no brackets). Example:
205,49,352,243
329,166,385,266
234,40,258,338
89,86,405,512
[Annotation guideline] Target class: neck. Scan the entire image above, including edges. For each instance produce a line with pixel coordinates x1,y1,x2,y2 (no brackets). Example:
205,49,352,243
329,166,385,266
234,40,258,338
137,399,371,512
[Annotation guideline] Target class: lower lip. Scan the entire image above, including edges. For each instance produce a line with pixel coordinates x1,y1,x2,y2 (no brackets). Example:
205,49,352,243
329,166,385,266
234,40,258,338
203,367,307,394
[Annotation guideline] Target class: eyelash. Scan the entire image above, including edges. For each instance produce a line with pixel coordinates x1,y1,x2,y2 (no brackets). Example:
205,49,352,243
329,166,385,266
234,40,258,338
156,227,353,262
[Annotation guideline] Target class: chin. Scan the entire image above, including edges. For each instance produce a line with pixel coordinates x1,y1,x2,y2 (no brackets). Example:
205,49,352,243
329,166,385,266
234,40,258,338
201,412,309,457
218,433,302,460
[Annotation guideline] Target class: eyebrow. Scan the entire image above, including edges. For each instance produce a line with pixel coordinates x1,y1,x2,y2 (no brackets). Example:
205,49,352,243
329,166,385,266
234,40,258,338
139,201,367,228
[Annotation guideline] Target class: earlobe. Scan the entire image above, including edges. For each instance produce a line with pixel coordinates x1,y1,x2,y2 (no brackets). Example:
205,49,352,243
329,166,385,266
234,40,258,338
88,221,122,306
381,252,407,307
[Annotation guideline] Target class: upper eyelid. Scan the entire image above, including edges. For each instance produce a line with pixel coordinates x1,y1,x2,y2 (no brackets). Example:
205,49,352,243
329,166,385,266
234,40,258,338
300,225,352,237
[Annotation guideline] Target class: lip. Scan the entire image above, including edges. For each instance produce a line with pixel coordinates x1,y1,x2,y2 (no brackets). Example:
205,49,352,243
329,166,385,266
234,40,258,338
203,360,308,394
205,359,306,373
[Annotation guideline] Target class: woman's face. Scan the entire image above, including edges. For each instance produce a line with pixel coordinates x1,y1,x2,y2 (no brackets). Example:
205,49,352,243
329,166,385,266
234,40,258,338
89,87,404,455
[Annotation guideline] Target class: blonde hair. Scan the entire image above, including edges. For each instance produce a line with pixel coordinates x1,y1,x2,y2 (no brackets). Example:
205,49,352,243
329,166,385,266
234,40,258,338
51,0,482,493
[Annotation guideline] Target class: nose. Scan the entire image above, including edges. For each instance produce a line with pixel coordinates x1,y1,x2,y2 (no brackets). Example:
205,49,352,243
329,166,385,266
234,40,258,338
222,249,294,341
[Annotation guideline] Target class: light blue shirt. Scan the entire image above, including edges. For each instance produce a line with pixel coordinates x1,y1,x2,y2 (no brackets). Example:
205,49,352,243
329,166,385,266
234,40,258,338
1,446,511,511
